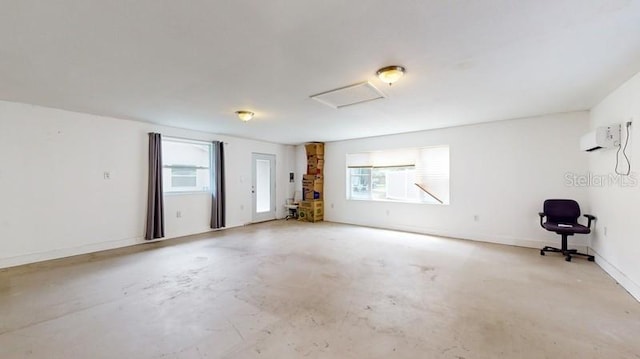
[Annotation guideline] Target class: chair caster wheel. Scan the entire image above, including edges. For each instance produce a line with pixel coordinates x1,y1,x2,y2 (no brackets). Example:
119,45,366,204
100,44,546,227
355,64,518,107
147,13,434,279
565,256,572,262
540,250,545,256
588,257,595,262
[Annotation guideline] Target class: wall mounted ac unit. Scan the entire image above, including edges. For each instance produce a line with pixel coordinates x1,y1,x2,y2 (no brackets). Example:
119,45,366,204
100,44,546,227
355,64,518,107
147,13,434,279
580,124,621,152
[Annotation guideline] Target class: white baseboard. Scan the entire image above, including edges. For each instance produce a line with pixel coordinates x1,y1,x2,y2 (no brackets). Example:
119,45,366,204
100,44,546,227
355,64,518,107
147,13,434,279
12,221,634,305
0,237,144,269
590,248,640,302
0,225,244,270
327,220,588,252
328,220,637,303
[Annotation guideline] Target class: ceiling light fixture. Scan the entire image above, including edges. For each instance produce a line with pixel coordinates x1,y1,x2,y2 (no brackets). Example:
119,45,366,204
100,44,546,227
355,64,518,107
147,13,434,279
235,110,254,122
376,65,405,86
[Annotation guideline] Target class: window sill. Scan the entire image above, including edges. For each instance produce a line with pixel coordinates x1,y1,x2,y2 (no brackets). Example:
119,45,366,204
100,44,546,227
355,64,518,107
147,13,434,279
164,191,211,196
347,198,448,205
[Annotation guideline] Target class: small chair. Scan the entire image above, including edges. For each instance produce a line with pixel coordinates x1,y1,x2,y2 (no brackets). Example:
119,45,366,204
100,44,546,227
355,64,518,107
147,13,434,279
284,203,298,220
284,191,302,220
538,199,596,262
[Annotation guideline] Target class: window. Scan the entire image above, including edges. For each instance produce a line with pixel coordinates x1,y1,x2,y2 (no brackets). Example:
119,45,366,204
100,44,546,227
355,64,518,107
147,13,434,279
349,167,371,199
162,138,212,193
170,167,197,187
346,146,450,204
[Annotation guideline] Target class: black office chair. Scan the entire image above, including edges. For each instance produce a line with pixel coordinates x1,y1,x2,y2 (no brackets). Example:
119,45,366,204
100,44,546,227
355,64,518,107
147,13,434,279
538,199,596,262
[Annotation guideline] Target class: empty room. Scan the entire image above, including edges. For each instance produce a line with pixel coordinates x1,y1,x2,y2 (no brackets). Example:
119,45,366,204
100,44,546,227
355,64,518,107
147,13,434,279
1,1,639,358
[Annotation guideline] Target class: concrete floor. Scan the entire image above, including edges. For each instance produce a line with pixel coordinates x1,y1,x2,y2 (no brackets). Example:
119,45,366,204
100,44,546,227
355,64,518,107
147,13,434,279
0,221,638,359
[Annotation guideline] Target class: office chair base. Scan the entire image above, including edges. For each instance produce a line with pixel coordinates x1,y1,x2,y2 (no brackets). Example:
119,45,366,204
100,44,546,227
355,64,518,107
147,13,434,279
540,233,595,262
540,246,595,262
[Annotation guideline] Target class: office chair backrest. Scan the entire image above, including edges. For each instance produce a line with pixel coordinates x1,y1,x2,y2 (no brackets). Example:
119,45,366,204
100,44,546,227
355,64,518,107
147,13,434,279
293,190,302,203
543,199,581,224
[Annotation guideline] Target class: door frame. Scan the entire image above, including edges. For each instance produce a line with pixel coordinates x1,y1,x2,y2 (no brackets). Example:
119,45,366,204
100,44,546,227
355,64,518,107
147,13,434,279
251,153,276,222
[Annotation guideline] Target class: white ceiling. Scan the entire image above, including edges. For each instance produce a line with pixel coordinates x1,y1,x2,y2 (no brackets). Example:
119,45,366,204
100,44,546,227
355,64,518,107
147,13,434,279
1,0,640,144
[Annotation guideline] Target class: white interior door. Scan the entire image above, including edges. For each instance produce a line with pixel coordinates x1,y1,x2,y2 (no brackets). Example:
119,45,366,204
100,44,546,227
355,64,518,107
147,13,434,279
252,153,276,222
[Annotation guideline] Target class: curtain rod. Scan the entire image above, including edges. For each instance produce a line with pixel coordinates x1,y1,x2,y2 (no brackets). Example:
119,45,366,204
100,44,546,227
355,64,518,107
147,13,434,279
156,133,228,144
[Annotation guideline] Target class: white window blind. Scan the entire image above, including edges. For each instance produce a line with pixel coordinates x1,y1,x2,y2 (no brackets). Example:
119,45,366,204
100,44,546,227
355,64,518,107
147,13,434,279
346,146,449,204
346,148,418,167
162,138,212,193
415,147,450,204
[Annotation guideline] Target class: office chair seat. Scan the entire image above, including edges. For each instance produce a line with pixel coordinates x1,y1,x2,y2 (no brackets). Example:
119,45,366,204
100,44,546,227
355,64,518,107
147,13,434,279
542,222,590,235
538,199,595,262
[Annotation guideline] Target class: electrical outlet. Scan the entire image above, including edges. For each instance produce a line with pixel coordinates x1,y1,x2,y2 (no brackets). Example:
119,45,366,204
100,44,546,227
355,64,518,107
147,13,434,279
331,203,334,209
474,215,479,222
103,171,111,180
176,210,182,218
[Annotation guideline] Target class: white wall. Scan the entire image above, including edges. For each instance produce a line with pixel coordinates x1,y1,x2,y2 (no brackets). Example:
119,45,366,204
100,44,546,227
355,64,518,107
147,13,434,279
0,101,294,268
588,71,640,301
322,112,591,249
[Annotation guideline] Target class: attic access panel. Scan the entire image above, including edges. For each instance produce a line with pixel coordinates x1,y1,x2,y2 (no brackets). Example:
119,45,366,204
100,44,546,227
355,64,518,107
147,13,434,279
310,81,386,109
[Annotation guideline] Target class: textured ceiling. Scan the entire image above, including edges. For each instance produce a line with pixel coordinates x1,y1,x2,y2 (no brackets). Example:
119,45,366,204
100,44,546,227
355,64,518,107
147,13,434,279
1,0,640,144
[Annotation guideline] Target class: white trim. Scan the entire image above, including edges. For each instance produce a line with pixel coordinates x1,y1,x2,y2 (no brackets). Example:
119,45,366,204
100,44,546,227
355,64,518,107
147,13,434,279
0,225,243,269
251,153,277,223
11,221,637,306
327,219,638,302
590,248,640,302
163,191,212,196
346,197,448,206
0,237,144,269
326,219,589,251
162,136,212,146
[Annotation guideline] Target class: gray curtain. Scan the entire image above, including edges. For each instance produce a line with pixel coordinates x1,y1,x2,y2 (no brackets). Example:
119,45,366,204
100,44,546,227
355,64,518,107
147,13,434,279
145,133,165,240
211,141,226,229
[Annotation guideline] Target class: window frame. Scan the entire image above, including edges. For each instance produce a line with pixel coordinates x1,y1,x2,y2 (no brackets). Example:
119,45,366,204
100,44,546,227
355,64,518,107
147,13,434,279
346,146,450,205
347,165,421,203
169,166,199,188
161,137,213,195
